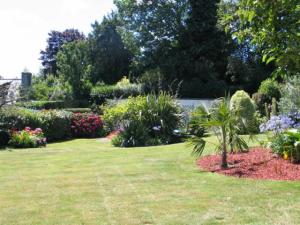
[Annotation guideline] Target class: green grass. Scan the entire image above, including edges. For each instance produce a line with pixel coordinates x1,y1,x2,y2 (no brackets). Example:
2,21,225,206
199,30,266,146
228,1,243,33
0,136,299,225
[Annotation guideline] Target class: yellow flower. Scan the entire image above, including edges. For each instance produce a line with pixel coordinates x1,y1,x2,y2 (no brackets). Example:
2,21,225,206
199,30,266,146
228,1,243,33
283,151,289,160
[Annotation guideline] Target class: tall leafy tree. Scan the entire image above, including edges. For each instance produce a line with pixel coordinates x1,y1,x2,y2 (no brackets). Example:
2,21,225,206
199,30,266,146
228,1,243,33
230,0,300,76
175,0,232,81
56,40,92,100
89,14,132,84
114,0,189,75
40,29,85,76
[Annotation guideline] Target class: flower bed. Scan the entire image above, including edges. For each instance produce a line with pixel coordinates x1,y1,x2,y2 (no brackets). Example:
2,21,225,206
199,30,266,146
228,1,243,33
9,127,47,148
198,148,300,181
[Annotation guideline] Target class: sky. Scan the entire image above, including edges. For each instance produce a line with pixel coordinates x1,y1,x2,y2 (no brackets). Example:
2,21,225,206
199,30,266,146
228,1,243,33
0,0,115,79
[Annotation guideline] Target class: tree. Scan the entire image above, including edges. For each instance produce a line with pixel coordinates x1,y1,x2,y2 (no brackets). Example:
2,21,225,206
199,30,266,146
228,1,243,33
175,0,232,81
114,0,189,76
56,40,92,100
89,14,132,84
190,97,248,168
230,0,300,76
40,29,85,76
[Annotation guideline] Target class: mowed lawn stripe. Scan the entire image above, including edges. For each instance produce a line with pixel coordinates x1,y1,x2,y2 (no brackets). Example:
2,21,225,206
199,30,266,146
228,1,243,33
0,138,299,225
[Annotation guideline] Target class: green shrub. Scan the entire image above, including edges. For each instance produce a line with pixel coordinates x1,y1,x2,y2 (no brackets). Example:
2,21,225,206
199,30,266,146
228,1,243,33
104,93,183,147
27,75,72,101
230,90,258,134
0,107,72,142
64,108,92,113
16,101,65,110
269,130,300,163
258,79,281,102
279,76,300,114
252,92,268,116
188,105,208,137
91,83,142,105
0,130,10,147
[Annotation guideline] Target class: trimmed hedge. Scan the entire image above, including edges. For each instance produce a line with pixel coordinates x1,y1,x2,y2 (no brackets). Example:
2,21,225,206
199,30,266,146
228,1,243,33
16,100,90,110
0,107,72,142
90,84,142,104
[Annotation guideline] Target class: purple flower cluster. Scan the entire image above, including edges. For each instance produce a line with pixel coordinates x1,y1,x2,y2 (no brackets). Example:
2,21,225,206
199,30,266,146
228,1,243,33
260,114,300,134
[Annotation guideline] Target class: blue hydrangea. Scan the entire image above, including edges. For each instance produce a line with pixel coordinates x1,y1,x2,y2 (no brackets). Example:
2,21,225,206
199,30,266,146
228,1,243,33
260,113,300,134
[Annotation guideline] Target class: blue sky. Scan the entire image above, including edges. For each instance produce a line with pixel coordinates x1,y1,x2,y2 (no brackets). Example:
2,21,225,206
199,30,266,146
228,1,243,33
0,0,115,78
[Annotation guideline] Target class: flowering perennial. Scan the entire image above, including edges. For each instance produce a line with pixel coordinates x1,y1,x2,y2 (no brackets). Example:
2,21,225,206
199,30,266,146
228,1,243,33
71,113,103,137
9,127,47,148
260,114,300,134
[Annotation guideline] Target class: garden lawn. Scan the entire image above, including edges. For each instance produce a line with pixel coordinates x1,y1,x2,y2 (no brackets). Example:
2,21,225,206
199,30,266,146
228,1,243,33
0,136,299,225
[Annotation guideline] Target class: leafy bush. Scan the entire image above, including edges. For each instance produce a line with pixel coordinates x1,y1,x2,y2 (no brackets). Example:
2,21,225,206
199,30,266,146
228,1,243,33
103,93,183,147
230,90,258,134
16,101,65,110
0,107,72,141
27,75,72,101
258,79,281,102
90,84,142,105
71,113,104,138
102,101,128,132
64,108,91,113
269,130,300,163
0,130,10,147
9,127,47,148
188,105,208,137
279,76,300,114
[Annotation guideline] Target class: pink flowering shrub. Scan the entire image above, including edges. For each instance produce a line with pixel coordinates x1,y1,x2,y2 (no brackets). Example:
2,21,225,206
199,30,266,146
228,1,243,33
9,127,47,148
71,113,104,138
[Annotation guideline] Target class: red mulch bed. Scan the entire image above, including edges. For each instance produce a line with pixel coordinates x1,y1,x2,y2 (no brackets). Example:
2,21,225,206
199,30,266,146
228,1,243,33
106,130,120,140
198,148,300,181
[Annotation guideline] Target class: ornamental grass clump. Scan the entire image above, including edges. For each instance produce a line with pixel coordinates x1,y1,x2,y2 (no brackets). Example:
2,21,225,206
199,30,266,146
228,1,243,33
104,93,183,147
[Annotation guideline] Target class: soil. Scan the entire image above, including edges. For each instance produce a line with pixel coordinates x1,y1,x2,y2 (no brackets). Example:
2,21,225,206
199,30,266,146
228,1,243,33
197,148,300,181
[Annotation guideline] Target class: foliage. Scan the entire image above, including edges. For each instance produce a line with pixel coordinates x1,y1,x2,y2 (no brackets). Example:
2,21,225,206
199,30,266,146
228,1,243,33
258,79,281,102
56,40,93,100
90,83,142,105
279,76,300,114
0,130,10,147
189,97,249,168
0,107,72,142
230,90,258,133
27,75,72,101
269,130,300,163
16,101,65,110
71,113,104,138
188,105,208,137
89,14,132,84
229,0,300,76
115,0,232,86
40,29,85,76
104,93,183,147
9,127,47,148
180,79,229,98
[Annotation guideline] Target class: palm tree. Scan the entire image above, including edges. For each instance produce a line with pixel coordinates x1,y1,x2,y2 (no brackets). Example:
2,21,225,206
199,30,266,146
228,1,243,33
190,97,248,169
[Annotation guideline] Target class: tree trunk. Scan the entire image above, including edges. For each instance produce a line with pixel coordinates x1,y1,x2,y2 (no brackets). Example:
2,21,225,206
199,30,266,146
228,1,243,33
221,126,228,169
